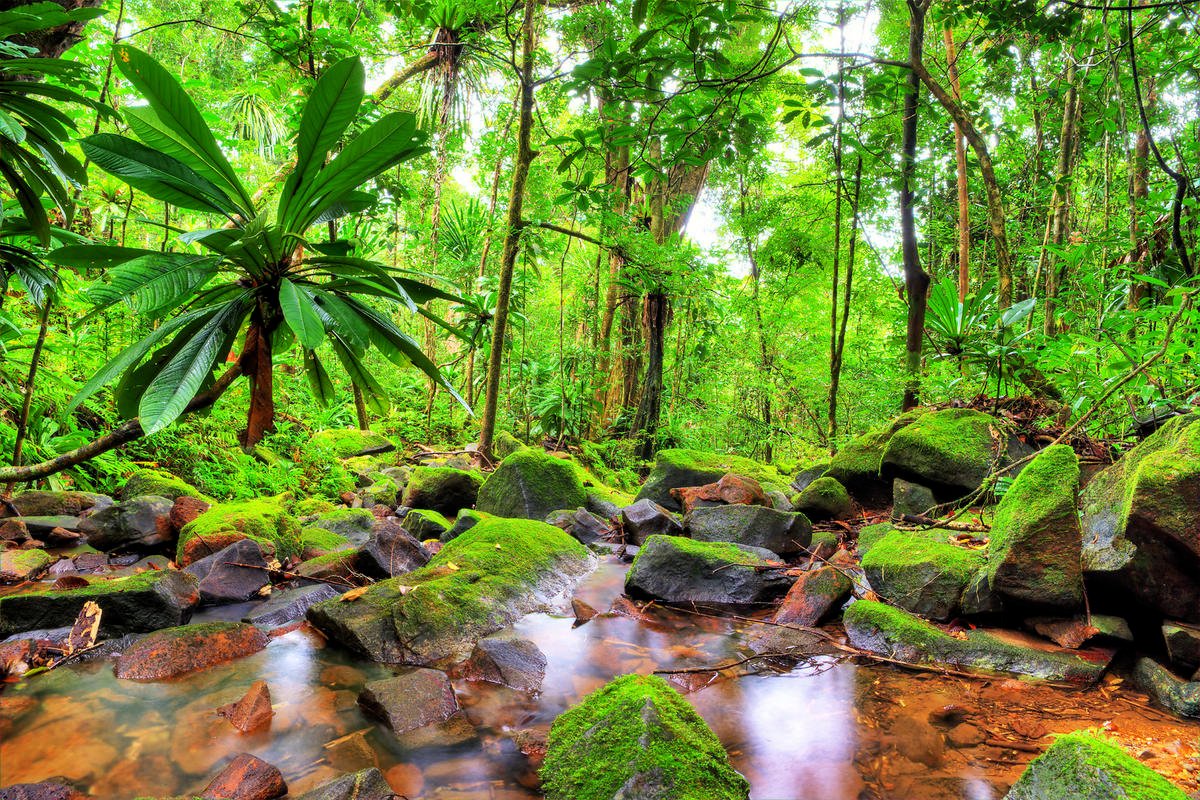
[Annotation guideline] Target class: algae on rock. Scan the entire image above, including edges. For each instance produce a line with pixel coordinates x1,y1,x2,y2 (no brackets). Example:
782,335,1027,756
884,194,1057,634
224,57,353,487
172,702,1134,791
1004,730,1188,799
541,674,750,800
475,448,587,520
860,530,984,620
879,408,1003,497
176,496,301,564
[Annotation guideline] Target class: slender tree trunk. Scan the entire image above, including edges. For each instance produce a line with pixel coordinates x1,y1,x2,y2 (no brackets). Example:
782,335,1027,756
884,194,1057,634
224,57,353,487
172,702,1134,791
352,385,370,430
4,298,52,495
739,175,772,461
478,0,537,460
632,137,668,460
944,26,970,302
831,158,863,450
1043,61,1080,335
901,0,932,410
240,308,277,449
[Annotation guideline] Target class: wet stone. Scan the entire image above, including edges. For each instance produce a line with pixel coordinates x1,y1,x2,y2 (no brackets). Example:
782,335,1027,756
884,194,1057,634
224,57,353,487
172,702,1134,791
771,566,852,626
200,753,287,800
620,499,683,545
291,768,395,800
546,508,611,544
1163,621,1200,672
79,496,174,552
115,621,269,681
217,679,274,733
184,538,271,605
1134,657,1200,719
243,583,340,628
357,668,459,734
0,782,87,800
462,634,547,693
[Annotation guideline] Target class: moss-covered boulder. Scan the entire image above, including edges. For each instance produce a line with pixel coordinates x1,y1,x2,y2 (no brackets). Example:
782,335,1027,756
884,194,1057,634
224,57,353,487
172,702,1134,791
401,466,483,517
401,508,451,540
684,504,811,557
635,449,788,512
0,569,199,637
879,409,1004,498
115,621,268,680
307,508,375,546
307,517,593,663
793,476,853,521
625,535,791,605
987,444,1083,608
443,509,487,542
308,428,395,459
857,522,897,555
296,549,362,584
5,489,110,517
844,600,1110,684
541,674,749,800
1081,414,1200,623
360,475,400,507
494,430,524,458
1004,730,1189,799
176,496,300,566
475,448,587,521
0,548,53,583
861,530,984,620
824,411,925,497
120,468,210,502
1134,657,1200,719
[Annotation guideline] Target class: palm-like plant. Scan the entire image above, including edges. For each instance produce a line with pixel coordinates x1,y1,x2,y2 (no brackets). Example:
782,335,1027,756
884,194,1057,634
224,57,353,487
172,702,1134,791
52,47,465,447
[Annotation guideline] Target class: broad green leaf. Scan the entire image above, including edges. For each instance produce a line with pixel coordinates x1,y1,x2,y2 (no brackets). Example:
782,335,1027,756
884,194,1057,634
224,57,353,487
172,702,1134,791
87,252,221,316
279,278,325,349
329,334,389,414
302,348,335,407
81,134,237,216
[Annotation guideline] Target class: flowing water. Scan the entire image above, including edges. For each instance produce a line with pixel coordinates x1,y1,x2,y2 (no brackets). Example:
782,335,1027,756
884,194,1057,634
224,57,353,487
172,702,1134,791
2,557,1198,798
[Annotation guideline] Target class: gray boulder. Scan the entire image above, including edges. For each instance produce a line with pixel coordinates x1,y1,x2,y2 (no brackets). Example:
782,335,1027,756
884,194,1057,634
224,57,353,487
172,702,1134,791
184,538,270,605
625,535,790,605
80,495,174,551
685,504,811,558
620,499,683,545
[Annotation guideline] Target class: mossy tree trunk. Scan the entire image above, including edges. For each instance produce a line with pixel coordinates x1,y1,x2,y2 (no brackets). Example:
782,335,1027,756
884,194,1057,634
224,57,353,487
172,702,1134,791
900,0,931,411
479,0,538,460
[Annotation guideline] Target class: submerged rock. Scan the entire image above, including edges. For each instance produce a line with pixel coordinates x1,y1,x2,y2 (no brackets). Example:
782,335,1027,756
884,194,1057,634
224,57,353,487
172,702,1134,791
184,538,270,605
636,449,786,512
200,753,286,799
115,621,268,680
844,600,1111,684
772,566,853,626
308,517,592,663
987,444,1083,608
541,674,749,800
291,768,394,800
0,569,199,638
686,504,811,557
0,782,87,800
860,530,983,621
1081,414,1200,622
879,409,1004,498
216,680,274,733
401,466,483,517
243,583,340,628
620,499,683,545
1004,730,1188,799
625,535,790,605
357,668,460,734
475,449,587,521
1134,657,1200,719
177,497,300,566
793,476,853,521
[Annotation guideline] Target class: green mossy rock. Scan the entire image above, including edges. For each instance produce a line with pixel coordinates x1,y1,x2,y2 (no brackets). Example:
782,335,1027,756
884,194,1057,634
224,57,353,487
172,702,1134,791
987,444,1083,608
856,522,897,555
308,508,375,545
541,674,749,800
176,496,301,564
475,449,587,521
309,428,395,459
294,497,337,516
844,600,1110,684
635,449,788,512
1081,415,1200,623
0,569,199,637
361,475,399,507
793,476,853,521
6,490,109,517
307,517,592,664
1133,657,1200,719
824,411,925,495
300,526,353,558
402,508,451,540
1004,730,1188,799
860,530,984,620
121,468,210,502
296,549,362,584
401,466,484,517
443,509,488,542
494,430,524,458
880,409,1003,497
684,504,812,557
625,535,791,605
0,548,53,582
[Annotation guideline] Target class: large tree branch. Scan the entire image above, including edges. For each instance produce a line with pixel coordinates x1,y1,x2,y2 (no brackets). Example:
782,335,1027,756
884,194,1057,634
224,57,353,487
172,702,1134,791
371,51,440,105
0,364,244,483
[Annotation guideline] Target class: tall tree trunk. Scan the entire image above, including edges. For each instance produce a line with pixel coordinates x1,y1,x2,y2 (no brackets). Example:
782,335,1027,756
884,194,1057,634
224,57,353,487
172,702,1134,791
478,0,537,460
830,158,863,450
239,307,277,449
632,137,668,460
4,298,52,495
596,99,632,421
944,26,970,302
1043,61,1080,335
739,174,772,461
901,0,932,410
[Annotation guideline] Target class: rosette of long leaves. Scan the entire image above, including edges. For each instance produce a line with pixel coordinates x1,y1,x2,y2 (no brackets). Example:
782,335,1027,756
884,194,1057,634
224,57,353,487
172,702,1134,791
51,46,465,445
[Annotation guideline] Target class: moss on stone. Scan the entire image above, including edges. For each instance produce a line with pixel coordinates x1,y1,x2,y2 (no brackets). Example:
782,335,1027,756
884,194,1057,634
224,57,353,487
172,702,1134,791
794,476,853,519
362,475,400,507
401,466,483,516
987,444,1083,608
635,448,788,511
476,448,588,520
402,508,451,539
824,411,926,490
177,496,301,562
856,522,897,555
634,535,774,573
1006,730,1189,800
121,468,210,502
880,408,1002,495
294,497,337,517
541,674,749,800
861,529,983,619
494,430,524,458
309,507,374,536
0,548,53,581
300,526,353,556
309,428,395,459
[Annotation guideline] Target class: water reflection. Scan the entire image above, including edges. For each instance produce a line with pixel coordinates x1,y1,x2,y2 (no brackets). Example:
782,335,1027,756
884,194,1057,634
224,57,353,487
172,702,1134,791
2,556,1197,799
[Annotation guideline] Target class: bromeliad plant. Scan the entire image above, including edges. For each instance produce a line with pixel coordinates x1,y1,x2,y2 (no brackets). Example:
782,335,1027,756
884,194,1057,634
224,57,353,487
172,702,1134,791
51,47,465,449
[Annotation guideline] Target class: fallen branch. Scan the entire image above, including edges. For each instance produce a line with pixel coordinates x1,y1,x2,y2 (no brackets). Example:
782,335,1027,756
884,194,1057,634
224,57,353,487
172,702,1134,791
894,513,988,533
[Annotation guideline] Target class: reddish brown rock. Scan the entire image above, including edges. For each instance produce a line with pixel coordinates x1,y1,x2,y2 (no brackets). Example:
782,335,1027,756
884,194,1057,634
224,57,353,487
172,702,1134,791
0,782,87,800
171,495,211,533
670,472,771,514
115,622,269,681
217,680,274,733
572,597,598,626
200,753,287,800
772,566,853,627
180,530,248,566
0,518,30,543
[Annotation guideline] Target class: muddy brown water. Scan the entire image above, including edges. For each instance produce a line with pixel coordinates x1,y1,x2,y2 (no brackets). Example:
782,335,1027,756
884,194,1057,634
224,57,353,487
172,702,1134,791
2,558,1198,799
